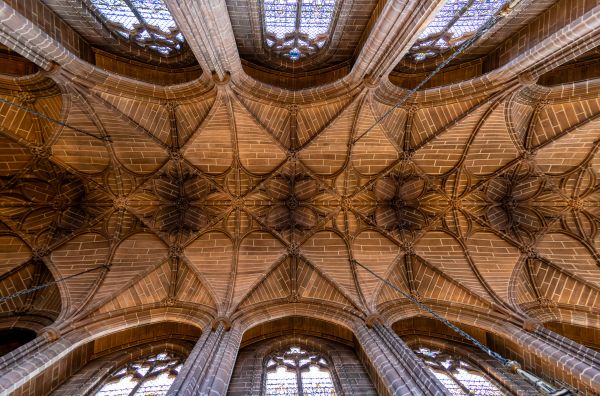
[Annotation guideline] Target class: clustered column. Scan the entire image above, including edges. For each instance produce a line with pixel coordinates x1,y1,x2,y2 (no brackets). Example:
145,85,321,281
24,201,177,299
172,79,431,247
354,321,449,396
505,323,600,394
167,321,242,396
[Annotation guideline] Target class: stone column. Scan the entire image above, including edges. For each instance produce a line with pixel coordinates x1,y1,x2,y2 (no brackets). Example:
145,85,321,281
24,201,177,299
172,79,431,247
506,324,600,394
354,322,448,396
167,321,243,396
0,328,84,394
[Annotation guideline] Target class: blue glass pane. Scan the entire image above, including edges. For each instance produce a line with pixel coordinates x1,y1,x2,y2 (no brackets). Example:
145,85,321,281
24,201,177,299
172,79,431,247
130,0,178,33
263,0,336,60
264,0,298,40
93,0,138,29
299,0,336,39
90,0,184,55
409,0,508,62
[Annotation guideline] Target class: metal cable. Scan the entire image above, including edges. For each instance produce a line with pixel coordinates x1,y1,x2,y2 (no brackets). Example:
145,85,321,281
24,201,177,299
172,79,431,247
0,265,108,304
352,13,502,145
0,96,111,142
352,259,510,366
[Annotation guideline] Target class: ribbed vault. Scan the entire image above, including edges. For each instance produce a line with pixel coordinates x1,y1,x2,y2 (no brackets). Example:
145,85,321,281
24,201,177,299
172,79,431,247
0,69,598,330
0,1,599,393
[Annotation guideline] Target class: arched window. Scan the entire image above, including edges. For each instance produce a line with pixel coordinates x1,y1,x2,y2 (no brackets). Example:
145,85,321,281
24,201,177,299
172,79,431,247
263,0,337,61
414,347,504,395
408,0,508,62
89,0,184,55
264,346,337,395
95,352,183,396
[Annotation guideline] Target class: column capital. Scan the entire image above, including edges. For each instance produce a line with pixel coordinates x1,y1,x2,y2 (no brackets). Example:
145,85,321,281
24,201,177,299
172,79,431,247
211,317,232,332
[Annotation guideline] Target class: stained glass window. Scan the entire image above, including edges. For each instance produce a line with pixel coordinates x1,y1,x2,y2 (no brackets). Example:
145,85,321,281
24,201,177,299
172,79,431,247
89,0,184,55
408,0,508,62
263,0,337,61
414,347,505,395
95,352,183,396
264,346,337,395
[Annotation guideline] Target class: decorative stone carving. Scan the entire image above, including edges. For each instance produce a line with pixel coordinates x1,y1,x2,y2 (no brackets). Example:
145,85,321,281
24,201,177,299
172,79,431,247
32,247,49,260
30,145,52,159
163,297,177,307
522,245,539,259
169,148,182,162
169,244,184,258
287,292,300,303
113,195,129,210
287,243,300,257
15,91,36,106
400,149,415,162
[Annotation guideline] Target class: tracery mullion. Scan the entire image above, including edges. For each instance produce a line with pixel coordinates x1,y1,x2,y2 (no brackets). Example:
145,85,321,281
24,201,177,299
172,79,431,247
439,362,471,395
428,0,475,50
127,359,159,396
122,0,162,44
295,355,304,396
294,1,304,51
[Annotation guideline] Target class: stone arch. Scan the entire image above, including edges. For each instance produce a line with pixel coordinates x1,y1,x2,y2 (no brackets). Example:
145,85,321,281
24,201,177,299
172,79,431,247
234,301,363,333
49,321,202,395
230,316,377,395
402,336,534,395
0,253,62,333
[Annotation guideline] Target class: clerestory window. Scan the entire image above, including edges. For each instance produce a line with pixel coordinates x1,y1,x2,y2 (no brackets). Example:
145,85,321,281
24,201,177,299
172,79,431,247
95,352,183,396
89,0,184,55
414,347,504,395
264,346,337,395
263,0,337,61
408,0,508,62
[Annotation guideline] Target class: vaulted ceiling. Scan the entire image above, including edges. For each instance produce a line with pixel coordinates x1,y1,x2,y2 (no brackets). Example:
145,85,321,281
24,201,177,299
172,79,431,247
0,0,599,335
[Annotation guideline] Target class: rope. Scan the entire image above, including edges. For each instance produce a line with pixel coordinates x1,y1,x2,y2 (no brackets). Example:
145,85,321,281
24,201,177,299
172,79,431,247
0,96,111,142
352,11,503,145
0,265,107,304
352,259,509,365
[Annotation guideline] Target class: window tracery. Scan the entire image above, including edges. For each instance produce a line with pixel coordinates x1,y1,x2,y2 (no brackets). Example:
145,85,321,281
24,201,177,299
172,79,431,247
95,352,183,396
414,347,504,395
408,0,508,62
89,0,184,55
263,0,337,61
264,346,337,395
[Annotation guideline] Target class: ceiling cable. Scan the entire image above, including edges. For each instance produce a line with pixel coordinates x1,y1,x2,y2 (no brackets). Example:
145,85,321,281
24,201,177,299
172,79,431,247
0,265,107,304
352,258,572,396
0,96,111,142
352,4,509,146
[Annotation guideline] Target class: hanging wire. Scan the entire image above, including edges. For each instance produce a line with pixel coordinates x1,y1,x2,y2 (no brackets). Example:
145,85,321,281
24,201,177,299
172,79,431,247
0,265,107,304
352,259,508,365
352,258,573,396
352,5,507,145
0,96,111,142
347,0,521,376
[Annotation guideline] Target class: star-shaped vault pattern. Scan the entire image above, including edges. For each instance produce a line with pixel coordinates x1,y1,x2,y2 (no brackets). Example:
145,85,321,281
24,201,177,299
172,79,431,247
0,73,599,330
